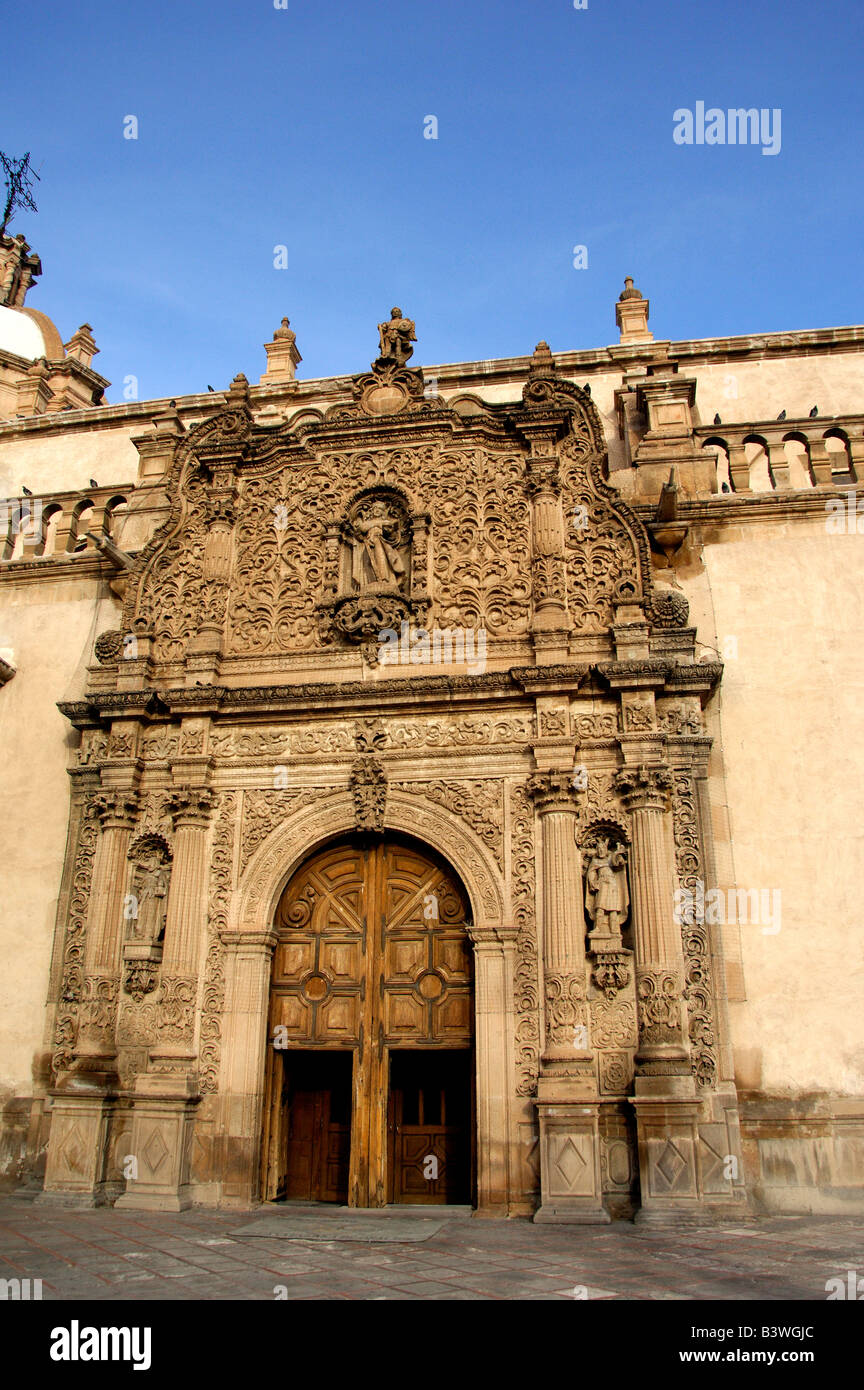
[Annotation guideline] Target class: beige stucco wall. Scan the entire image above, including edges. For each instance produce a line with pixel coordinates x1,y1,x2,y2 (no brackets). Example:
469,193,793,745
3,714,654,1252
0,577,117,1097
686,515,864,1099
0,424,142,497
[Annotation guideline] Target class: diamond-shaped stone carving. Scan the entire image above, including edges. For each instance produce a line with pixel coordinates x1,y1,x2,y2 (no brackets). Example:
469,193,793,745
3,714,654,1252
655,1139,687,1188
142,1126,170,1177
58,1123,86,1176
554,1136,588,1189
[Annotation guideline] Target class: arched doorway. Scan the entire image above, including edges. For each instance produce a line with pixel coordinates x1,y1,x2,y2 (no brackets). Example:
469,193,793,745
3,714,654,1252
260,834,475,1207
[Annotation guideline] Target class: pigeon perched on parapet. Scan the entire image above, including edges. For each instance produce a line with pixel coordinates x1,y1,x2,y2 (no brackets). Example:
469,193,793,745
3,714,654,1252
583,383,591,395
207,385,215,392
809,405,819,417
22,485,32,496
713,413,722,425
89,479,98,489
777,410,786,420
721,482,731,493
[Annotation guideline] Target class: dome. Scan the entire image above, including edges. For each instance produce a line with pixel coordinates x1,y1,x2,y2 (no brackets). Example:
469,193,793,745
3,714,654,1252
0,304,65,362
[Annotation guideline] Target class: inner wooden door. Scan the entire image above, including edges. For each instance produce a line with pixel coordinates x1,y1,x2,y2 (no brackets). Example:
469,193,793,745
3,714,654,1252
282,1051,351,1203
389,1050,473,1204
262,835,474,1206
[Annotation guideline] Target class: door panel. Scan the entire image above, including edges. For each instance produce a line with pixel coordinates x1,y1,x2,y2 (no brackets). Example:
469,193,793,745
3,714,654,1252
389,1051,472,1204
264,837,475,1206
282,1052,351,1203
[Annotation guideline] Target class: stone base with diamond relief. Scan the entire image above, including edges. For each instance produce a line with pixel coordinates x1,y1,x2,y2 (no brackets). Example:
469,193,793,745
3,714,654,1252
37,1087,115,1208
631,1078,707,1224
533,1100,610,1224
114,1077,199,1213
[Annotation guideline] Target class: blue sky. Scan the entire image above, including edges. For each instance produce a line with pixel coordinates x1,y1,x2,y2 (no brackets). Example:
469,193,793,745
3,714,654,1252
2,0,862,401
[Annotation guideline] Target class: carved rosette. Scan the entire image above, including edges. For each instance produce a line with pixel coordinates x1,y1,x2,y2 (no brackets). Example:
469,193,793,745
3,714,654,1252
351,758,387,833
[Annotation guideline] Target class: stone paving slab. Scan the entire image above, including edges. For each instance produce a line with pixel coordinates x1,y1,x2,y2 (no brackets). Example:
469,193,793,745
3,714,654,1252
0,1197,861,1301
229,1215,447,1242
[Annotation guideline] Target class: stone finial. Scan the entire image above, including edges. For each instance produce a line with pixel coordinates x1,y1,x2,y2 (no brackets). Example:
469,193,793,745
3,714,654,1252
531,340,555,367
615,276,653,345
0,232,42,308
260,317,302,384
64,323,98,368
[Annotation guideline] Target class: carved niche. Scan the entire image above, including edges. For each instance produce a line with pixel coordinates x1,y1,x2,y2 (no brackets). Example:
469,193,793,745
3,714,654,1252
581,824,632,1001
122,833,173,1000
318,486,429,655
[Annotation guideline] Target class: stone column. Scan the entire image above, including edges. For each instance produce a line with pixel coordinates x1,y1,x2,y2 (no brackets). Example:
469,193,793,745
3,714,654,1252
214,930,277,1208
77,789,139,1068
114,788,214,1213
521,417,571,663
527,771,607,1223
161,788,214,978
614,764,702,1223
39,790,137,1207
473,928,518,1217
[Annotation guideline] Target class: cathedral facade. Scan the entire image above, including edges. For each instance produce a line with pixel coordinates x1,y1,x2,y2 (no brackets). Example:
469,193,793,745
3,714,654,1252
1,232,862,1219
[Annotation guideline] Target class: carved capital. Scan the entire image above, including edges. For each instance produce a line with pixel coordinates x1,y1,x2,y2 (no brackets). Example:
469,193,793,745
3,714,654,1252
92,790,139,830
527,770,581,815
167,787,214,829
614,764,673,812
525,458,560,498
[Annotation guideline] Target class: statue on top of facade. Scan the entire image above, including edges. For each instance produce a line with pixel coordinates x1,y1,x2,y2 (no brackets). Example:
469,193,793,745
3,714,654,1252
377,307,416,367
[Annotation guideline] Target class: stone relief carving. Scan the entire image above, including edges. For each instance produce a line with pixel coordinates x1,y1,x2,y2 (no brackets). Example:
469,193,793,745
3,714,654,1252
125,834,172,944
390,780,504,869
590,997,637,1050
351,758,387,832
557,421,651,633
52,807,99,1077
658,701,703,735
544,971,588,1047
200,791,237,1094
572,710,619,741
511,784,540,1096
584,836,630,942
239,788,320,876
671,769,718,1089
636,968,684,1046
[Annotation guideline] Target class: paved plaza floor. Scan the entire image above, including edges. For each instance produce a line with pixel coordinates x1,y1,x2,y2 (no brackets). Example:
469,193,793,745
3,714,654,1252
0,1197,860,1301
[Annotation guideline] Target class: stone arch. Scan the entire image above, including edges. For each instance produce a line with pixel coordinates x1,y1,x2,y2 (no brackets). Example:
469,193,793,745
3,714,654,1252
230,788,507,942
217,788,515,1212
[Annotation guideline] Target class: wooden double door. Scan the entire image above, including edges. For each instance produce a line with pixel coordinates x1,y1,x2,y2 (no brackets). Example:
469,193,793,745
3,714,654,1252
262,836,475,1207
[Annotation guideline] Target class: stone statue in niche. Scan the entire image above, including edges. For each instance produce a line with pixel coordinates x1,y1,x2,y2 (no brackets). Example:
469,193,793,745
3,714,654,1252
584,835,630,943
127,836,172,945
377,307,416,367
348,498,409,593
